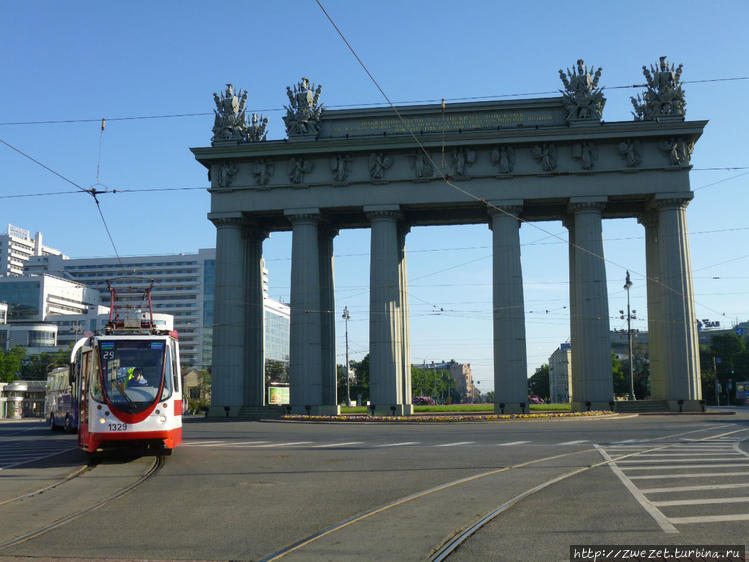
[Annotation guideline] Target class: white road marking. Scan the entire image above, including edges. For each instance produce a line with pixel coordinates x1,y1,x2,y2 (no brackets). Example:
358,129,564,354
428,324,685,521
669,514,749,524
633,452,744,456
222,441,272,446
557,440,588,445
621,463,749,471
617,457,749,464
250,441,313,448
652,496,749,507
311,442,364,448
641,482,749,493
629,471,749,480
436,441,475,447
376,442,420,447
496,441,529,446
595,445,677,533
185,440,227,446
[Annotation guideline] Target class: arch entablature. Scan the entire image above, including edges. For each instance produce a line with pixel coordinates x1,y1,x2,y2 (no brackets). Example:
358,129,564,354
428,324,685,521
195,102,704,230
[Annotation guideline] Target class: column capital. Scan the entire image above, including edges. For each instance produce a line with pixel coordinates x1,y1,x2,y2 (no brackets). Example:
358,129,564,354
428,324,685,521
364,204,402,221
285,208,322,225
568,196,606,214
319,223,339,238
208,212,243,228
650,192,693,211
637,210,658,228
241,219,269,241
488,199,523,220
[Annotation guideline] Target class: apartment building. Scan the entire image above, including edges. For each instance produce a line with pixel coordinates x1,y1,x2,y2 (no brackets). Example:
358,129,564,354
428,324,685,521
0,225,66,277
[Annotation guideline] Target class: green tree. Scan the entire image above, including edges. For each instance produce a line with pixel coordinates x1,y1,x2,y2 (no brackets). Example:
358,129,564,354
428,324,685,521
528,364,550,401
265,359,289,386
710,333,747,403
20,346,72,380
0,346,26,383
486,390,495,404
349,354,370,404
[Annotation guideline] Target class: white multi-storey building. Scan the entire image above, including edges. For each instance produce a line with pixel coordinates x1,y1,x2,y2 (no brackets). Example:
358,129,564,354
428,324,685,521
25,248,290,372
0,225,66,277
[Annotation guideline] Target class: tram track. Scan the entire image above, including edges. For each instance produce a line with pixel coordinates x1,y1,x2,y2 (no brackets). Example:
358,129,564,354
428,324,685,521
0,463,92,507
429,425,749,561
258,424,743,561
0,454,166,550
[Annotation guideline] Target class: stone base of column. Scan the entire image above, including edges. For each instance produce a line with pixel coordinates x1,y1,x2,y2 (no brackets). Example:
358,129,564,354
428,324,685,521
494,402,531,415
369,404,413,417
666,399,705,413
289,404,341,416
207,405,242,419
571,400,615,413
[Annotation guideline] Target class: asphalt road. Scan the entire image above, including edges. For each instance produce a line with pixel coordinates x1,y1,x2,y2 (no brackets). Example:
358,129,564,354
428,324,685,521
0,410,747,561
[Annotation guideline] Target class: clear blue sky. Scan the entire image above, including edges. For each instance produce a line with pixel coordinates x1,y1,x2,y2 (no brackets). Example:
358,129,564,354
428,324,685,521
2,1,748,393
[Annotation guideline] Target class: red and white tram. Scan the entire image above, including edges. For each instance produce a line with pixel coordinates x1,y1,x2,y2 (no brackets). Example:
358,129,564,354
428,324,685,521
70,281,182,455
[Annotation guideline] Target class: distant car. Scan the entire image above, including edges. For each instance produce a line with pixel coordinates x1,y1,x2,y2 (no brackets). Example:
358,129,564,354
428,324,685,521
413,396,436,405
528,395,544,404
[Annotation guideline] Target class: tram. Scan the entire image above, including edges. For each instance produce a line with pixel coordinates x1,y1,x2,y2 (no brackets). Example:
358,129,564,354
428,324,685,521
70,281,182,455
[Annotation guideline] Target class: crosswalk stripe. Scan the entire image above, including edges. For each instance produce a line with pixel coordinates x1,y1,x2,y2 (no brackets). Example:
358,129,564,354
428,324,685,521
376,442,419,447
497,441,529,446
558,440,588,445
629,471,749,480
669,514,749,524
653,497,749,507
617,457,748,464
311,442,364,448
641,482,749,493
621,463,749,470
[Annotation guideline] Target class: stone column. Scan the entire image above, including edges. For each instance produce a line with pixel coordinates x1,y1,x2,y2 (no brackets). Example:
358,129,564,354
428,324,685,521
243,223,268,407
639,212,665,399
319,225,339,411
367,205,409,415
286,209,324,414
653,194,702,409
489,202,528,414
568,198,613,410
398,225,413,413
209,214,246,417
563,216,578,404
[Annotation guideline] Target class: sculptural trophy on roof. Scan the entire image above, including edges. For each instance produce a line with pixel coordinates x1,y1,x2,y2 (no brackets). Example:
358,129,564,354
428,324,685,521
283,77,324,138
211,83,268,144
631,56,686,121
558,59,605,122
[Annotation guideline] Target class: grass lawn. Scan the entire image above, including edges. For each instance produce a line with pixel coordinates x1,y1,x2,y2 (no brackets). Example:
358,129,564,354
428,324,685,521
340,403,571,414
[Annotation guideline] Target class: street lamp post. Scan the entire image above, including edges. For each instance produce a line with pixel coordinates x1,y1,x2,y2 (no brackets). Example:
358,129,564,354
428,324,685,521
623,271,636,401
342,306,351,406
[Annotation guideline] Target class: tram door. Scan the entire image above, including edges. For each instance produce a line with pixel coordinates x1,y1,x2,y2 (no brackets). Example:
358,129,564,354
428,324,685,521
77,351,92,447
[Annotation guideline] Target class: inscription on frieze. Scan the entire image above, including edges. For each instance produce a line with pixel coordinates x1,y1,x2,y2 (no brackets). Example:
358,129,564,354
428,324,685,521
319,107,561,139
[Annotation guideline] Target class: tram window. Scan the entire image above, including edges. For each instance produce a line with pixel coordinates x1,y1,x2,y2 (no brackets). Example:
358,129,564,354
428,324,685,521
171,344,180,394
90,351,103,401
161,345,173,401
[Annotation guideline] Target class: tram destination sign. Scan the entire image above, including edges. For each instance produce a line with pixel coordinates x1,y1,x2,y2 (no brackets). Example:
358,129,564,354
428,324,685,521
316,98,567,139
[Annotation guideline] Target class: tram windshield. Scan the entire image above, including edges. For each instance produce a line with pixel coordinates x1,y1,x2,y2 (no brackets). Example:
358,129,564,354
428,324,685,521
96,339,172,413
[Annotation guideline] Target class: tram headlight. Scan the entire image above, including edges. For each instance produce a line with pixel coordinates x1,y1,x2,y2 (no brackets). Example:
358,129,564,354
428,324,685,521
99,417,106,424
159,415,167,423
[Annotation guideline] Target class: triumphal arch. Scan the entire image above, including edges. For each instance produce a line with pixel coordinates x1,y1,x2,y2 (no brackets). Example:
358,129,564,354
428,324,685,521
192,57,705,416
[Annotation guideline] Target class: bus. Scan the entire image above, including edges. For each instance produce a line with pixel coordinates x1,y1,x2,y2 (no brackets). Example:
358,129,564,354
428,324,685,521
46,366,77,432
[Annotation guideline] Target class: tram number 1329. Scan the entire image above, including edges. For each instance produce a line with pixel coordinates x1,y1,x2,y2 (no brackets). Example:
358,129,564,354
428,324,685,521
107,422,127,431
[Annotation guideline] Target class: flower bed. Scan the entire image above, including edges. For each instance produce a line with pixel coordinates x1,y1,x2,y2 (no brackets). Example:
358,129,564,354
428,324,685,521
281,411,613,423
